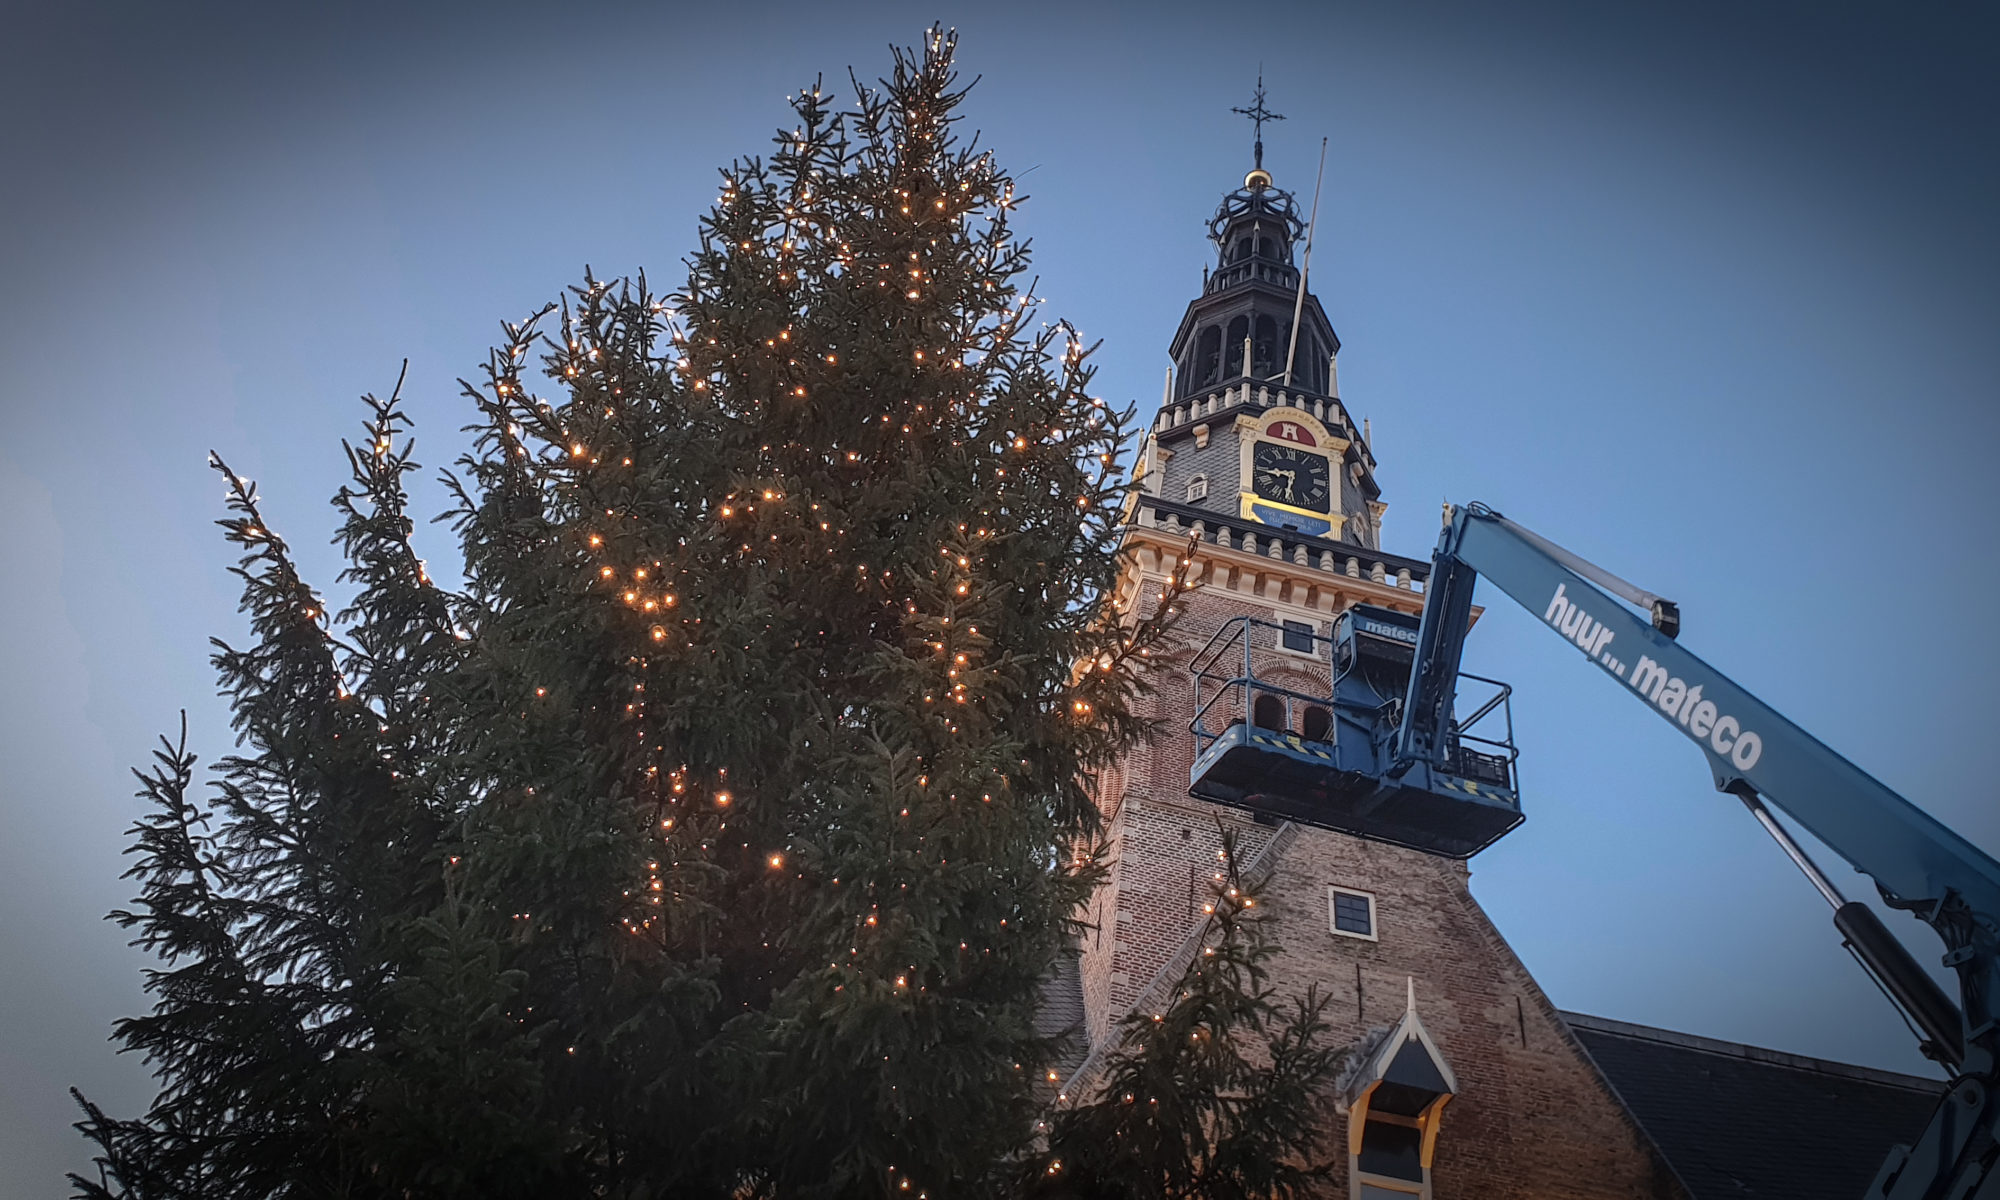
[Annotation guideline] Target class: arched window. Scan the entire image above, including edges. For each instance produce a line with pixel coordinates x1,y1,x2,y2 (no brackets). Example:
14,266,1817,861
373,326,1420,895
1252,693,1286,731
1302,706,1332,742
1225,316,1250,377
1295,333,1322,392
1185,474,1208,502
1253,314,1279,379
1194,327,1222,388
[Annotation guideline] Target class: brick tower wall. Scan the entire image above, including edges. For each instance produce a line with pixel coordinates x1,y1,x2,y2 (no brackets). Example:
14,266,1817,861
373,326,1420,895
1075,557,1686,1199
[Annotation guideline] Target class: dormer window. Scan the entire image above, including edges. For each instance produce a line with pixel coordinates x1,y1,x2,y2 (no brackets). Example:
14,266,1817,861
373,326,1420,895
1186,474,1208,501
1342,982,1458,1200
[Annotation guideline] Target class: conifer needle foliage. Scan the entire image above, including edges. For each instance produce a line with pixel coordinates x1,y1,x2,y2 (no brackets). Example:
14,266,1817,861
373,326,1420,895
70,30,1336,1200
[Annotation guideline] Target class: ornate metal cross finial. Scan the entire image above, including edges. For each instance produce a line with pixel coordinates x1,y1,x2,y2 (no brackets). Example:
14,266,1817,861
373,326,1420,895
1231,71,1285,170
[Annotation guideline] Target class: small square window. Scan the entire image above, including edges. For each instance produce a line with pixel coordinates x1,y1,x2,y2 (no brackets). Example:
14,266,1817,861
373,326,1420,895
1329,886,1376,940
1186,474,1208,501
1281,620,1315,653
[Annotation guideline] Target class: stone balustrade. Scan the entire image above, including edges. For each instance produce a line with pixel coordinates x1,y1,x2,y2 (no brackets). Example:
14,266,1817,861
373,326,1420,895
1126,494,1428,592
1155,381,1374,468
1205,258,1298,294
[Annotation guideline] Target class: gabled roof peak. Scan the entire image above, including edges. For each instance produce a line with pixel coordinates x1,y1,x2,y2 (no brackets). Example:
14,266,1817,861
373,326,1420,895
1340,977,1460,1107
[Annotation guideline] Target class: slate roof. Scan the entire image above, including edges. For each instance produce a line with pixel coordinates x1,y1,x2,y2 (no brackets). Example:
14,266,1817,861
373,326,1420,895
1563,1011,1944,1199
1035,949,1088,1076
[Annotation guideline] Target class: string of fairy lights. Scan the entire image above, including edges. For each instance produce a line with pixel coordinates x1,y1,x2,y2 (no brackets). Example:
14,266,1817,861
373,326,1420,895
482,208,1067,957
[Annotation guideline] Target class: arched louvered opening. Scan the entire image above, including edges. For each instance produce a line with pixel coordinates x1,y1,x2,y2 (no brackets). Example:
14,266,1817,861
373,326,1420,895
1193,326,1222,390
1292,331,1323,392
1253,314,1279,379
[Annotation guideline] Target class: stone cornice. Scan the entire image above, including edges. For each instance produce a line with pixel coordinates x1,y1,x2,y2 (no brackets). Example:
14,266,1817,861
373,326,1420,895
1132,493,1432,575
1113,496,1484,626
1116,523,1429,621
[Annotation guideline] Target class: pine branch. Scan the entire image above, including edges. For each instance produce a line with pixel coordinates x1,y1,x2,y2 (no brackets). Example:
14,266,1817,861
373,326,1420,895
1026,829,1349,1200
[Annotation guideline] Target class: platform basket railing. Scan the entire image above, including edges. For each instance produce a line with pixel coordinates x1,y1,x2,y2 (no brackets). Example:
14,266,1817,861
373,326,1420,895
1442,671,1518,793
1189,614,1519,795
1189,615,1341,754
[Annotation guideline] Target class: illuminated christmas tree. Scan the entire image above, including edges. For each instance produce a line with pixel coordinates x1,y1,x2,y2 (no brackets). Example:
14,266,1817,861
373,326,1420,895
69,29,1367,1199
70,30,1184,1198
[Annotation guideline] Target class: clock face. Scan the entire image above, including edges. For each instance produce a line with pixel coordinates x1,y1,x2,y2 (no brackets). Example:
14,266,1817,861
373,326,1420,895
1251,442,1332,512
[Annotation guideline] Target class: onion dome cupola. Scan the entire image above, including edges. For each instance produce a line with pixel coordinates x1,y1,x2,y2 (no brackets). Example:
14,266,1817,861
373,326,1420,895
1141,79,1382,549
1166,79,1341,401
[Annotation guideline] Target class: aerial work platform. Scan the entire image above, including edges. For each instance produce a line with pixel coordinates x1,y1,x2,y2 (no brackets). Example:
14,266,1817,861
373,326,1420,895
1188,608,1522,858
1186,502,2000,1194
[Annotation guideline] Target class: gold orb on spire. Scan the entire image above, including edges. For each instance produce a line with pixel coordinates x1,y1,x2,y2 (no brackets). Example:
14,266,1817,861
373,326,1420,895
1245,167,1273,192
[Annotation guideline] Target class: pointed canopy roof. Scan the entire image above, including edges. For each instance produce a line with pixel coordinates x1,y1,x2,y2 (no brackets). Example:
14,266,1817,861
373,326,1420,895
1342,978,1460,1113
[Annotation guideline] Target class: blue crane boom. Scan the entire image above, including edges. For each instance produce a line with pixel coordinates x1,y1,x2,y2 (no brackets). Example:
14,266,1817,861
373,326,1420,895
1398,502,2000,1200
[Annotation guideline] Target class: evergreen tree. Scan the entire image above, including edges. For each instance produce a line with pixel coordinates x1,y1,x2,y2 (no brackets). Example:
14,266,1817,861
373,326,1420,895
1024,833,1350,1200
74,375,553,1198
74,30,1344,1199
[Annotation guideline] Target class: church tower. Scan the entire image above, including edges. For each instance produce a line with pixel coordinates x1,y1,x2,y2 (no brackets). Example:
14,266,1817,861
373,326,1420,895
1062,108,1688,1199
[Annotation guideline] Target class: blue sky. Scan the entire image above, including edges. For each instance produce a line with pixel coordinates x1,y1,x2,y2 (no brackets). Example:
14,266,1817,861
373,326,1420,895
2,1,1994,1192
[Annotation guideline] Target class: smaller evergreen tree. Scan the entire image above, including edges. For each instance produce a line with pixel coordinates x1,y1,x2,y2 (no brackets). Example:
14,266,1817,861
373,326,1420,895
1025,830,1350,1200
72,383,557,1198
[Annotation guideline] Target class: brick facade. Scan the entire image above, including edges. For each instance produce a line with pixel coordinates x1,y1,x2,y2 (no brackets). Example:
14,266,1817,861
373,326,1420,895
1069,157,1690,1195
1071,557,1686,1198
